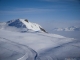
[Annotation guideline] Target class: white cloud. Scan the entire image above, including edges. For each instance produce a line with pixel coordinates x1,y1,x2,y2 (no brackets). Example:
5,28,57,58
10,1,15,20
0,8,55,15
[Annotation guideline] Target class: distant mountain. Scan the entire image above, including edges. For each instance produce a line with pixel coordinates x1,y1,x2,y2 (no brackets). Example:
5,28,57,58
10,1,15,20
0,19,47,33
53,26,80,31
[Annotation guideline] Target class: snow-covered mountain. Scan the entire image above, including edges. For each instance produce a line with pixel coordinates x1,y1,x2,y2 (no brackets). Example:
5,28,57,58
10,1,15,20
53,26,80,31
0,19,80,60
0,19,47,33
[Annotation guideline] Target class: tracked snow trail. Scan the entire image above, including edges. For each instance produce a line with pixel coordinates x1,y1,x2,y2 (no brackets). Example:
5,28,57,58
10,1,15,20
17,54,28,60
0,37,37,60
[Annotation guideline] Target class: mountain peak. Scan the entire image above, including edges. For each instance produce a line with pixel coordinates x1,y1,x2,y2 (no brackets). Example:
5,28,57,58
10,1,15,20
6,19,47,33
15,19,29,22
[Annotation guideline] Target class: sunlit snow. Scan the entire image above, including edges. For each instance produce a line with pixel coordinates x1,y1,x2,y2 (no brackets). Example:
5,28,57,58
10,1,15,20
0,19,80,60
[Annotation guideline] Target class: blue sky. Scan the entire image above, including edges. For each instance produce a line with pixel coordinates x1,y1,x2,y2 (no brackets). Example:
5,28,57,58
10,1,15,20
0,0,80,29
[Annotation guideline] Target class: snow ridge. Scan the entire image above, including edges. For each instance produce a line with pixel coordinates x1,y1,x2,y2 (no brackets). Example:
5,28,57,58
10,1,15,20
6,19,47,32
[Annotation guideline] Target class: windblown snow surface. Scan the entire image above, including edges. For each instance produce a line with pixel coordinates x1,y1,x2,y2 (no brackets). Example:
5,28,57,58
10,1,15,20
0,20,80,60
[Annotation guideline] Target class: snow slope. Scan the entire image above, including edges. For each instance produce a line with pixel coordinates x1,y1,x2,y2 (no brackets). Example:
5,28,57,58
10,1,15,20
0,36,37,60
0,19,80,60
0,29,80,60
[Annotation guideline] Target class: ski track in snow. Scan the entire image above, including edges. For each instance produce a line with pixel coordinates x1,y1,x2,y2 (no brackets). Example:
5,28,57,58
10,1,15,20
0,37,38,60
